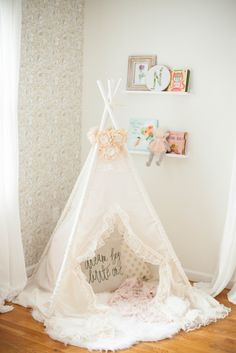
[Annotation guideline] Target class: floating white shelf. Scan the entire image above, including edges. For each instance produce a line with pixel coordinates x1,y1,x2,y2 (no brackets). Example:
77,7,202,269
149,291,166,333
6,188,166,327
124,90,190,95
166,153,189,159
129,151,189,159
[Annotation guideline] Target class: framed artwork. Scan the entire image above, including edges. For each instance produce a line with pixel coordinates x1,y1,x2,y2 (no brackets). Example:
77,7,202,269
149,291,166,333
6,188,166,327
126,55,157,91
127,118,159,153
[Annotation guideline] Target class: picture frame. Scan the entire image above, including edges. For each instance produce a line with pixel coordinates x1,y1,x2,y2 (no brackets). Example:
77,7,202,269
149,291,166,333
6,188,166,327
126,55,157,91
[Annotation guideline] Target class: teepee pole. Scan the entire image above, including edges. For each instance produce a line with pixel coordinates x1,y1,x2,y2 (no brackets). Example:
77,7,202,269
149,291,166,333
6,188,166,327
97,80,117,128
47,80,120,315
97,80,121,129
108,79,112,102
113,78,122,98
97,79,121,131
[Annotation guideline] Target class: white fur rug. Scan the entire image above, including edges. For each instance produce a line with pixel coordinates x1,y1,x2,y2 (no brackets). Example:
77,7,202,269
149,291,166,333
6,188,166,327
28,284,229,351
42,292,191,351
45,310,181,351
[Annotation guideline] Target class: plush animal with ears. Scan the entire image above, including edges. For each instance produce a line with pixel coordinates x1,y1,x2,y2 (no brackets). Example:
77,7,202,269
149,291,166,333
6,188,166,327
146,129,170,166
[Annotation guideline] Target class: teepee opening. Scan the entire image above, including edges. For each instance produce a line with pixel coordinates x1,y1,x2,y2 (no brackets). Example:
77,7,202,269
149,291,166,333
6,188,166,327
80,212,156,295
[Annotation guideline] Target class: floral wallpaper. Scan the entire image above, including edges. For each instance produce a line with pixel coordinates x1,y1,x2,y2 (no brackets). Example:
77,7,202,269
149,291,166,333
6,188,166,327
18,0,84,269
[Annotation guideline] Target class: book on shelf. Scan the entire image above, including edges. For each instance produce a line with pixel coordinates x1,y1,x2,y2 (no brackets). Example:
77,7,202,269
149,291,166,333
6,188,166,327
166,131,188,155
127,118,159,153
167,69,190,92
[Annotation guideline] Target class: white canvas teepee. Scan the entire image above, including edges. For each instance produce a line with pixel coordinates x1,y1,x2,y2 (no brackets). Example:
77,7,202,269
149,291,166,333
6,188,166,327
16,80,229,351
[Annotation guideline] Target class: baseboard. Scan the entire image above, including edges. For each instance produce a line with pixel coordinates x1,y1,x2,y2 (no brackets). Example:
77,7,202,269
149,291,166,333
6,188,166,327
184,268,235,289
184,268,213,283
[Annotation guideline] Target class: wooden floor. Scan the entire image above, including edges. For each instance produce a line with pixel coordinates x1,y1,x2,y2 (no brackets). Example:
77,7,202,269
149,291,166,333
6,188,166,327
0,290,235,353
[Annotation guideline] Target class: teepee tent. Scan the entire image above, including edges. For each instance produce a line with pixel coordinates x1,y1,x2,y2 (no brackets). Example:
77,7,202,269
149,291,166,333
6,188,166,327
16,80,229,351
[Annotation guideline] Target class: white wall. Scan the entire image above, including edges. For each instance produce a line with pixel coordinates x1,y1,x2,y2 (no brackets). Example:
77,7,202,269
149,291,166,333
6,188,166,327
82,0,236,281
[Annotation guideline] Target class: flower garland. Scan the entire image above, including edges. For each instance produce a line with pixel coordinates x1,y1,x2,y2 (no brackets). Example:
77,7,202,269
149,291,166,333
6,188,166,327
87,127,127,160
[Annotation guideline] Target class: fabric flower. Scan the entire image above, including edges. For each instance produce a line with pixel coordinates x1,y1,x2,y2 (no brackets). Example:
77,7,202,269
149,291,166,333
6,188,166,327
96,130,111,147
101,144,121,160
112,129,127,146
87,127,128,160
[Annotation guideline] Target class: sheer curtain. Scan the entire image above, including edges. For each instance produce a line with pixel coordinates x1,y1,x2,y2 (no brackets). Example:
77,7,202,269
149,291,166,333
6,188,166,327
0,0,26,313
197,150,236,304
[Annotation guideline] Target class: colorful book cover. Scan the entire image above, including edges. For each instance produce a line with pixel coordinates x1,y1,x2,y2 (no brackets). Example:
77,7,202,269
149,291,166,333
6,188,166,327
166,131,187,155
127,118,159,153
167,69,190,92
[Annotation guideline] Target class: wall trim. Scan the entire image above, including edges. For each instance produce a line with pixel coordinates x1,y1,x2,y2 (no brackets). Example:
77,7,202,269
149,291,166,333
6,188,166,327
184,268,213,283
184,268,234,289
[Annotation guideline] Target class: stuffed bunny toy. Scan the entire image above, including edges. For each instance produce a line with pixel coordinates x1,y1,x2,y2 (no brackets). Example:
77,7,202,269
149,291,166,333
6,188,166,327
146,129,170,166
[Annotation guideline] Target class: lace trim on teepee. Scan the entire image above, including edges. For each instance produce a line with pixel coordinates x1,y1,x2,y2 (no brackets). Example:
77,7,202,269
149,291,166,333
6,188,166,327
75,205,170,267
117,208,168,266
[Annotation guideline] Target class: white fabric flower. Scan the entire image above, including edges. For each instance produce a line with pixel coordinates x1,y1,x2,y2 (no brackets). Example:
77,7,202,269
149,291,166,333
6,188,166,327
96,131,111,146
102,145,121,160
112,129,127,146
87,127,128,160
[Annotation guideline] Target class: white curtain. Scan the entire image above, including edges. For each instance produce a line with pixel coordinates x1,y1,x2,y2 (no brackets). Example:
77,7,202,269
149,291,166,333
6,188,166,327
197,151,236,304
0,0,26,313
